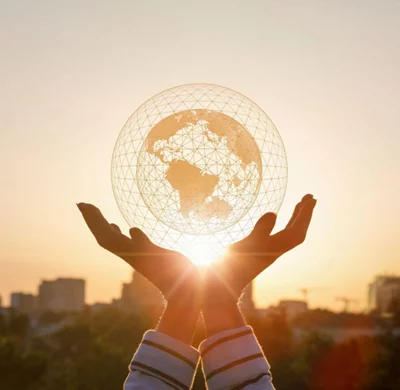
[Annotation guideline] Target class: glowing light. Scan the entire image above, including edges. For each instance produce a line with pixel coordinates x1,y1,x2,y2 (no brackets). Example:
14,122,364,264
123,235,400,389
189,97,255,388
181,241,223,266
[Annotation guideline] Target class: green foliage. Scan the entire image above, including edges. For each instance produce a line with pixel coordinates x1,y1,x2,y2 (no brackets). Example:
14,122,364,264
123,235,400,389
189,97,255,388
364,332,400,390
0,309,399,390
37,326,127,390
0,337,47,390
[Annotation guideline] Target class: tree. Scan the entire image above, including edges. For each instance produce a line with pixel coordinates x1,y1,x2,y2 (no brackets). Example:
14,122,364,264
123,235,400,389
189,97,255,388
0,337,48,390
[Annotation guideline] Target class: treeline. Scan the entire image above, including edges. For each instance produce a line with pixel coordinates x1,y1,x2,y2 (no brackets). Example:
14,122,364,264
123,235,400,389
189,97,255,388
0,308,399,390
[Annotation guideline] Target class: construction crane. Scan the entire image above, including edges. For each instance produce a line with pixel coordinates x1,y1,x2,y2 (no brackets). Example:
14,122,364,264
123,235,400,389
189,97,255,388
298,287,328,304
336,297,359,312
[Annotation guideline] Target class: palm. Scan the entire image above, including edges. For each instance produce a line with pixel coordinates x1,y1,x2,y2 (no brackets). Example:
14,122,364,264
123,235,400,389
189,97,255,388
212,194,317,296
77,203,199,300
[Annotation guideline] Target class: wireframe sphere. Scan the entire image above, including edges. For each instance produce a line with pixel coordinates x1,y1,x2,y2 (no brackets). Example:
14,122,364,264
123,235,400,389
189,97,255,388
112,84,288,259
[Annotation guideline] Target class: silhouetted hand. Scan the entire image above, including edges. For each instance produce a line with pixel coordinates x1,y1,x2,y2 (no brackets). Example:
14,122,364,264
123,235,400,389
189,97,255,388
205,194,317,303
77,203,201,304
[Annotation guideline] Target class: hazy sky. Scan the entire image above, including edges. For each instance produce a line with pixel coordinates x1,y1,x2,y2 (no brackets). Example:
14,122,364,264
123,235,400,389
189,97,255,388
1,0,399,310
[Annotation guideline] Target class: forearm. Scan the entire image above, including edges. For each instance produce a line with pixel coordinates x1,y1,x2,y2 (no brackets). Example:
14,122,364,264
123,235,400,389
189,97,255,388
124,328,200,390
124,286,201,389
202,299,245,337
157,300,200,344
201,283,274,389
199,323,274,390
125,305,200,390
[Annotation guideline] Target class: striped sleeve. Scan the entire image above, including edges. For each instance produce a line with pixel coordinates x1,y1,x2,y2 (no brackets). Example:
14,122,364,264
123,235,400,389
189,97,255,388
199,326,275,390
124,330,200,390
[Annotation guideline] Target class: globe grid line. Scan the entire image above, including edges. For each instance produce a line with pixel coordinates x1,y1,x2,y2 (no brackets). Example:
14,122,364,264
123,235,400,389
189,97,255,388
111,84,288,258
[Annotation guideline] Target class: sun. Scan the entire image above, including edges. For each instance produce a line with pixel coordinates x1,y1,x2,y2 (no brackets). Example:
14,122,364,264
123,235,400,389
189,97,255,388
181,241,223,266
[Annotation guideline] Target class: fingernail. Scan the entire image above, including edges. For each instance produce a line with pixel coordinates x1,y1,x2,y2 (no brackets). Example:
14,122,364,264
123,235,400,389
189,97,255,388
302,194,313,202
303,198,316,207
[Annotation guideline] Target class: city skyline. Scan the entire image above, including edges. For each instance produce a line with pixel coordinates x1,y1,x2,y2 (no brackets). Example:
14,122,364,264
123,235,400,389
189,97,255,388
1,1,399,310
4,271,400,316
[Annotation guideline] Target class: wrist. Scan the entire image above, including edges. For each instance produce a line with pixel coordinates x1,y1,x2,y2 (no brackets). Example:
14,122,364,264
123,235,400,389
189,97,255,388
157,306,200,344
167,286,202,310
167,299,201,316
202,300,245,337
157,295,201,345
165,271,202,307
203,265,245,303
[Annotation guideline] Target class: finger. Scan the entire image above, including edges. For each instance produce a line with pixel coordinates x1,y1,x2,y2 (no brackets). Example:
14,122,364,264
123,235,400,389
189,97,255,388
129,227,151,246
286,202,301,229
268,197,317,253
286,194,314,228
302,194,314,202
110,224,122,233
292,197,317,239
251,212,277,237
77,203,112,238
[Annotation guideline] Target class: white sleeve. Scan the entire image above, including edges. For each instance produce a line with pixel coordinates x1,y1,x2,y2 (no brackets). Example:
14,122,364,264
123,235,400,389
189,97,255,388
199,325,275,390
124,371,176,389
124,330,200,390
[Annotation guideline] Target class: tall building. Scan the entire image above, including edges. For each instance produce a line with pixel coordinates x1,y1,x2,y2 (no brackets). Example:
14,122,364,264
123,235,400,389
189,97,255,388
38,278,85,312
10,293,36,313
121,271,164,310
369,275,400,314
278,300,308,320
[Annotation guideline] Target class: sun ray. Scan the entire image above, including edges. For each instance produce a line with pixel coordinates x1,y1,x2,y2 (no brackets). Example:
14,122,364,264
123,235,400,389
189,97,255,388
181,241,223,266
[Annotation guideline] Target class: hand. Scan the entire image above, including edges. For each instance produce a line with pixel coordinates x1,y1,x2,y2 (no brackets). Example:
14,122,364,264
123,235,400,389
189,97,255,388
206,194,317,303
77,203,201,304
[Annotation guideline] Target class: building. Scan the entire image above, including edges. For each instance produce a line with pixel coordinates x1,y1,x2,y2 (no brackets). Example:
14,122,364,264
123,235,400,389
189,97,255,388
369,275,400,314
90,302,111,313
121,271,164,312
38,278,85,312
10,292,36,313
278,300,308,320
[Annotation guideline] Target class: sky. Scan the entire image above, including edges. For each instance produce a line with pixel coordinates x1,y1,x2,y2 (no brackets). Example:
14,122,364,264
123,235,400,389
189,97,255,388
1,0,399,310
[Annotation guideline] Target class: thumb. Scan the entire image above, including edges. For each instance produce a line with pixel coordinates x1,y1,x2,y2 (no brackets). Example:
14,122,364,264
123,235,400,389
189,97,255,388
251,212,277,237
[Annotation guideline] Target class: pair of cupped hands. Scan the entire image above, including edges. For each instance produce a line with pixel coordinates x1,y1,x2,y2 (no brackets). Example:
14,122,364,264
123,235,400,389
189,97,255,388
77,194,316,313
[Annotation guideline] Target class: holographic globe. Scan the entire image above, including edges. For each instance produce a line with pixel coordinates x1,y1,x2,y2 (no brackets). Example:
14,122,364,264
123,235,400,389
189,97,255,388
111,84,288,261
